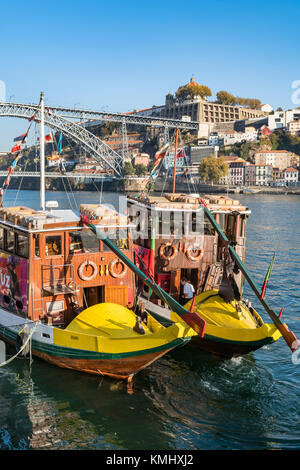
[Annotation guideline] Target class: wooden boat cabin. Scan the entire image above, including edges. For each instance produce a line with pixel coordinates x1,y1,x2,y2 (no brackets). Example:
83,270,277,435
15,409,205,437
0,204,135,327
127,193,251,304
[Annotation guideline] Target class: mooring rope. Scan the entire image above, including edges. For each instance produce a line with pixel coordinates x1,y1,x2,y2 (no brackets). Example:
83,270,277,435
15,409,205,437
0,322,39,368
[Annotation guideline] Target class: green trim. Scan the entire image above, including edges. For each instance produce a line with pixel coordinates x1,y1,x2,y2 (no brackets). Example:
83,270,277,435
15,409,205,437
202,332,276,348
0,326,190,360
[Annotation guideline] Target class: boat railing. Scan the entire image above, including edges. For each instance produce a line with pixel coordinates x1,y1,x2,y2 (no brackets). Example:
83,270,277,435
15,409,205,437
41,263,78,296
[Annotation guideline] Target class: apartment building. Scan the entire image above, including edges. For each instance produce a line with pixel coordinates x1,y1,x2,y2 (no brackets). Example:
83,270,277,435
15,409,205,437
255,165,273,186
284,167,299,184
268,109,300,131
287,120,300,136
254,150,299,170
245,164,256,186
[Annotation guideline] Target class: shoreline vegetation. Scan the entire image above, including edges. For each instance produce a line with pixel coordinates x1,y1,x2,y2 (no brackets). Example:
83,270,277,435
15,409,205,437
1,176,299,195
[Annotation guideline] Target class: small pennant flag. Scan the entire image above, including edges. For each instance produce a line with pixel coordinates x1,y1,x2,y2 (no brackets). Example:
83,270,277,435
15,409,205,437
11,144,22,154
57,132,63,154
37,133,54,143
155,142,170,161
14,132,28,143
260,252,276,300
45,133,54,142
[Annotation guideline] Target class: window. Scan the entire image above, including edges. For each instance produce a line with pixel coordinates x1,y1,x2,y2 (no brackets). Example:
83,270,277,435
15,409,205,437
16,233,29,258
5,230,14,253
69,230,99,254
35,234,40,257
0,228,3,250
45,235,62,256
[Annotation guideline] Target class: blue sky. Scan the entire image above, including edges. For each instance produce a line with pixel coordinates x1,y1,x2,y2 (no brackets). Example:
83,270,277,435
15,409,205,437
0,0,300,150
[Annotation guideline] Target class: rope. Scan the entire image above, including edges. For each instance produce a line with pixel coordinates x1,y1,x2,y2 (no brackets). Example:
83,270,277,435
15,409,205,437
0,322,39,368
13,160,28,205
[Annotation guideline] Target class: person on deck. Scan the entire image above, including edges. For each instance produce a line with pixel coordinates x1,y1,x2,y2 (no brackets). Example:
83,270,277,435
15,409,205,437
180,278,195,305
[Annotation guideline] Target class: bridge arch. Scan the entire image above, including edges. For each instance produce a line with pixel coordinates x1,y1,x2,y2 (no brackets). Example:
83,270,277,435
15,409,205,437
0,102,124,177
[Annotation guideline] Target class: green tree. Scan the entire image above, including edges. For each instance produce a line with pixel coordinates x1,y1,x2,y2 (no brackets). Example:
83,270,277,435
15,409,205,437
198,155,228,183
216,91,236,105
134,164,148,176
176,83,212,100
123,161,135,176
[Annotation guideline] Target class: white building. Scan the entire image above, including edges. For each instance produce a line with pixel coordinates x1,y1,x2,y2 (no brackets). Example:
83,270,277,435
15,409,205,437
268,109,300,131
259,104,273,113
219,128,258,146
255,165,273,186
284,167,299,185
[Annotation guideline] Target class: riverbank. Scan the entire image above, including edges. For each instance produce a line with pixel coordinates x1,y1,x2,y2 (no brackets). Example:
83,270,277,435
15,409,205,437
1,175,299,195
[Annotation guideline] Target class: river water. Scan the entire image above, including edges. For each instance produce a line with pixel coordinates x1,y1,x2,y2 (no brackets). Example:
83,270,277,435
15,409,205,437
0,190,299,450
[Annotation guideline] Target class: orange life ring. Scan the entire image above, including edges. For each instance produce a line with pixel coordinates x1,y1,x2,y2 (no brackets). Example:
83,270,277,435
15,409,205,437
185,244,204,262
78,260,98,281
159,242,178,261
109,259,127,278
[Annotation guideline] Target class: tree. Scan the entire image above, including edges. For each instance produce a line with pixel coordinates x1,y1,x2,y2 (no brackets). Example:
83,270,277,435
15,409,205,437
198,155,228,183
176,83,212,101
216,91,236,105
134,164,148,176
123,161,135,176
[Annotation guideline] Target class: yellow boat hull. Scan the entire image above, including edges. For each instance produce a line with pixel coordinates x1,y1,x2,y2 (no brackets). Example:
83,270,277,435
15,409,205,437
49,302,191,379
170,290,282,357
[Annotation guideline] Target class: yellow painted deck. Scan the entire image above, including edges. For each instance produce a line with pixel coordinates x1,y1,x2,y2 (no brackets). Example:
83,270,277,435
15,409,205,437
53,303,191,354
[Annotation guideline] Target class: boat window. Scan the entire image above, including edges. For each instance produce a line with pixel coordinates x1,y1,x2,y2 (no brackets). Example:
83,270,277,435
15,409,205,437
115,229,129,250
101,229,128,251
226,215,236,238
69,230,99,254
204,215,215,235
240,216,245,237
16,233,29,258
35,234,40,257
218,213,225,230
45,235,62,256
5,230,15,253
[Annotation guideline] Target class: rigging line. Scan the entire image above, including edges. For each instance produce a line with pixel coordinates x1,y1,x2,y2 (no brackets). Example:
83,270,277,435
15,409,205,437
59,132,81,209
52,131,77,210
54,135,75,210
14,160,28,205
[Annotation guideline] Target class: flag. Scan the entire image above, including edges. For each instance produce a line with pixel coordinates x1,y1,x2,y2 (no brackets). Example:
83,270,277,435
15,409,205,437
155,142,170,161
176,149,185,159
260,252,275,299
11,144,22,154
37,133,54,143
57,132,63,154
14,132,28,143
45,133,54,142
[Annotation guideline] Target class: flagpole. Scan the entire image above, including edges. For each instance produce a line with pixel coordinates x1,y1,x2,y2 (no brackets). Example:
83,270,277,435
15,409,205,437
172,128,179,194
40,91,45,211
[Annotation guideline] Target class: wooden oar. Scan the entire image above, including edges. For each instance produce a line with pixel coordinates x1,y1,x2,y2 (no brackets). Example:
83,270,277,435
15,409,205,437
202,203,299,353
84,219,206,338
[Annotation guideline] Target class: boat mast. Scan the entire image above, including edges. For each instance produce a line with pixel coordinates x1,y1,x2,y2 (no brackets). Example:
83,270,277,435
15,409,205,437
172,128,179,194
40,91,45,210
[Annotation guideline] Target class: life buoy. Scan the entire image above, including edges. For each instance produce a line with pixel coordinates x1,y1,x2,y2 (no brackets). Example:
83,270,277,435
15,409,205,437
78,260,98,281
109,259,127,278
159,242,178,261
185,243,204,262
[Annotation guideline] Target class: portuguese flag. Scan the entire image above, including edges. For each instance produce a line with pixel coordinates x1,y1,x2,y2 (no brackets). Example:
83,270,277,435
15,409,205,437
149,226,155,281
260,252,275,300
